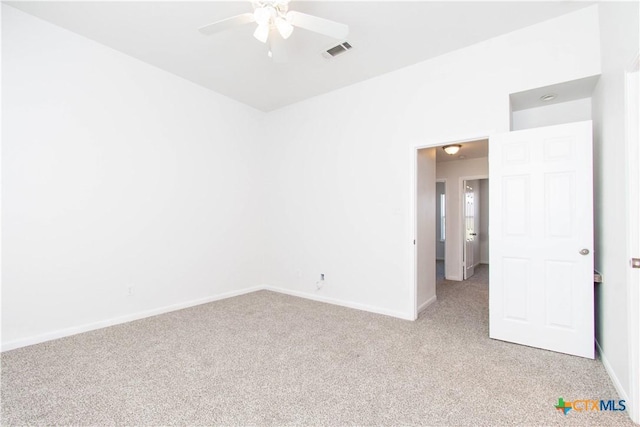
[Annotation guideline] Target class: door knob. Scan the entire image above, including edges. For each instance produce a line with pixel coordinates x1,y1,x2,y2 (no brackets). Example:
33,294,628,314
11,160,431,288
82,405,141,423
580,249,590,255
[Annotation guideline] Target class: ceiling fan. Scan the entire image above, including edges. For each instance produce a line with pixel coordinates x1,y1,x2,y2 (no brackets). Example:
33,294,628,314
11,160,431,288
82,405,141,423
198,0,349,59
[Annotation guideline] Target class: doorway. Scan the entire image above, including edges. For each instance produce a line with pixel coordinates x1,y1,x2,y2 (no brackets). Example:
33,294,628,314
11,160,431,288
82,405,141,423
414,137,489,318
435,139,488,282
462,178,489,280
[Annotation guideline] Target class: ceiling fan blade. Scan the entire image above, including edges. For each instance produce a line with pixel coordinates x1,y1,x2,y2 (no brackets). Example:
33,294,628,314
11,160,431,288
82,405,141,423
198,13,255,36
286,11,349,40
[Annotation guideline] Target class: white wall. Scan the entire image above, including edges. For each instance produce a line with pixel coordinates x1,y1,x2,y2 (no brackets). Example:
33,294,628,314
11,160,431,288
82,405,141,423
435,182,445,260
437,160,488,279
260,6,600,318
592,1,639,404
479,179,490,264
512,97,592,131
2,5,605,347
1,6,266,349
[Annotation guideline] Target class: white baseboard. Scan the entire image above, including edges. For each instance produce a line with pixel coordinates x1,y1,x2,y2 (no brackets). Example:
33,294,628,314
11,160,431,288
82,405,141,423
2,285,416,352
262,285,414,321
417,295,437,314
446,275,463,281
1,286,263,352
596,340,630,402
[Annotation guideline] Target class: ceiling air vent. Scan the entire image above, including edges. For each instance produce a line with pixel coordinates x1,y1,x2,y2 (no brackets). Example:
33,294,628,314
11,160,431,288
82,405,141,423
323,42,352,59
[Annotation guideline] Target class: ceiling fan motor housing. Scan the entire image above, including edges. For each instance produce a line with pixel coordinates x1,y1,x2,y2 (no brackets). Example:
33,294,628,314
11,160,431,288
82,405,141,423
253,0,291,21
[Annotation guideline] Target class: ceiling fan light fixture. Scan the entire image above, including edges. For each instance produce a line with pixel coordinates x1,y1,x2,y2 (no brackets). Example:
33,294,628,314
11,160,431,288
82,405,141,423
199,1,350,60
443,144,462,155
253,23,270,43
253,6,272,26
275,16,294,39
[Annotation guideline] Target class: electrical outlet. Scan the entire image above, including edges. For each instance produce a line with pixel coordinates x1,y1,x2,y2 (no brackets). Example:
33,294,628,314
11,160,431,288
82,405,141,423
127,286,134,296
320,273,325,281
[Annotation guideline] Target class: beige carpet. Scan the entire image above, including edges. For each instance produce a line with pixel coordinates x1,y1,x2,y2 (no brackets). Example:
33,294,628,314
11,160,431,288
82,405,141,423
1,265,634,425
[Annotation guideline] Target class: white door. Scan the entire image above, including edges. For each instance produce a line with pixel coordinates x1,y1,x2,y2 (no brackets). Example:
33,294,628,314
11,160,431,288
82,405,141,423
489,121,594,359
625,64,639,423
463,180,478,280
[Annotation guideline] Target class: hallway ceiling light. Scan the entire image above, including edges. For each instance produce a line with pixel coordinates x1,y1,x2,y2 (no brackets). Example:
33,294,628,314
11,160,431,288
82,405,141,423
443,145,462,155
540,93,557,102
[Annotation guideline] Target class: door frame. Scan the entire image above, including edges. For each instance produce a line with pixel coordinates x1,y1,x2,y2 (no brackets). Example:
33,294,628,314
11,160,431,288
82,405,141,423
411,133,490,320
624,54,639,424
459,175,488,280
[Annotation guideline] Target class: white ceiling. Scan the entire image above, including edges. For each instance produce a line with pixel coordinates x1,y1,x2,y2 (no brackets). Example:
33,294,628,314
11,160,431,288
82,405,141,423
5,1,594,112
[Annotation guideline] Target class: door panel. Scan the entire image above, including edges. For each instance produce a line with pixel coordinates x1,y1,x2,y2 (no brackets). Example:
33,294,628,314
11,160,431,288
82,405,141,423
545,172,574,237
544,260,575,329
503,257,529,321
503,176,529,236
489,121,594,359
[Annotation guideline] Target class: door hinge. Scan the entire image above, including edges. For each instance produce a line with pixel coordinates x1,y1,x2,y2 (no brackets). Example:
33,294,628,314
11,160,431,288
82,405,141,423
632,258,640,268
413,240,416,245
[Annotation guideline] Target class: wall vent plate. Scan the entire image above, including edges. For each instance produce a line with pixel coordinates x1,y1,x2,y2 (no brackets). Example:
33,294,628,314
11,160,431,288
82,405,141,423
322,42,352,59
